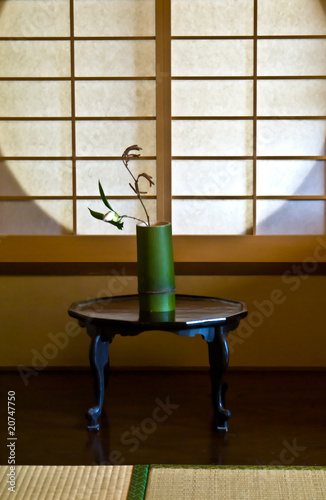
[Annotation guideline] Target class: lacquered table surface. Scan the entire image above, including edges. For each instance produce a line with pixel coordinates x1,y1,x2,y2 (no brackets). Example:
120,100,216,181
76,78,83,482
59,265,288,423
69,294,247,329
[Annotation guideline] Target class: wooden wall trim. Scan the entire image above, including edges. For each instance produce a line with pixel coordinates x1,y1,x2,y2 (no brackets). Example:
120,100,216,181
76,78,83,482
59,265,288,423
1,235,326,265
1,261,326,276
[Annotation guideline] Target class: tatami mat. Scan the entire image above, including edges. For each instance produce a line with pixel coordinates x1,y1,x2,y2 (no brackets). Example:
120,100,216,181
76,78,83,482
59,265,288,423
0,465,133,500
144,467,326,500
2,464,326,500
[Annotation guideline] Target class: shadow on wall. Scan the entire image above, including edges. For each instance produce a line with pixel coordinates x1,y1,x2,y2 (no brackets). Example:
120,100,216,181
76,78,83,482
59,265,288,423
1,157,325,236
256,159,326,235
0,159,71,235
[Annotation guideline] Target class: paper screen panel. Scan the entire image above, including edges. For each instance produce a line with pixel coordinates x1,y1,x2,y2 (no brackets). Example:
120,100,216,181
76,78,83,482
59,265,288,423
258,40,326,76
0,160,72,196
172,40,253,77
0,121,72,157
75,40,155,77
257,200,326,235
0,0,70,37
257,80,326,116
172,160,253,196
0,41,71,77
172,120,253,156
74,0,155,37
75,81,155,117
76,160,156,196
77,199,156,235
0,200,73,235
0,81,71,118
172,80,253,117
172,200,253,235
257,160,326,196
171,0,253,36
76,120,155,157
258,0,326,36
257,120,326,157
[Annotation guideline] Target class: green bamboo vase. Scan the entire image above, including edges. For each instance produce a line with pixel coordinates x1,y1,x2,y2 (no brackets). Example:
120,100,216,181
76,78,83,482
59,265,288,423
136,222,175,312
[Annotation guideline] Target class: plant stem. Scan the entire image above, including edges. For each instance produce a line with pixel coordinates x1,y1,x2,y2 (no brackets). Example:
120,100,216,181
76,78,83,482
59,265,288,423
123,154,151,226
121,215,147,225
134,185,150,226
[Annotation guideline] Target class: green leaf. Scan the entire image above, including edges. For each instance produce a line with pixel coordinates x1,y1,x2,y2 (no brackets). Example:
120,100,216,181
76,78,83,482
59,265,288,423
88,208,105,220
89,208,124,230
98,180,113,211
110,219,124,230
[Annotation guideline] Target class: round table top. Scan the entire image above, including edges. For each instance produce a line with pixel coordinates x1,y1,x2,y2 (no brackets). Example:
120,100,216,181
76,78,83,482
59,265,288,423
68,294,247,329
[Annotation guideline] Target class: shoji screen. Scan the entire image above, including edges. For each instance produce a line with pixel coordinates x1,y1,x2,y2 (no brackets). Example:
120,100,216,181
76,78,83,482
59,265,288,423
0,0,156,235
171,0,326,235
1,0,325,244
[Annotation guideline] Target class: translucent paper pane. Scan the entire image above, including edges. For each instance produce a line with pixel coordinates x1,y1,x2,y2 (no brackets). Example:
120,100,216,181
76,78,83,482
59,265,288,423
76,121,155,157
76,160,156,196
257,200,325,235
172,120,253,156
0,121,72,157
172,200,253,235
258,40,326,76
0,161,72,196
172,40,253,77
74,0,155,37
172,0,253,36
0,200,73,235
257,160,326,196
75,41,155,77
258,0,326,36
172,160,253,196
257,120,326,156
0,0,70,37
0,81,71,117
75,81,155,117
257,80,326,116
0,41,70,77
77,199,156,235
172,80,253,117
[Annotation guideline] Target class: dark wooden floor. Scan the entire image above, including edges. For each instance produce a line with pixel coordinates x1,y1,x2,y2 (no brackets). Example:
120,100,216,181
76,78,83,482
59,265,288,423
0,369,325,466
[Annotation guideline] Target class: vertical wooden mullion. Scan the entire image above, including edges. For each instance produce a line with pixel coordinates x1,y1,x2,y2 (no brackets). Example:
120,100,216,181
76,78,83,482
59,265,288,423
70,0,77,234
156,0,172,222
252,0,258,235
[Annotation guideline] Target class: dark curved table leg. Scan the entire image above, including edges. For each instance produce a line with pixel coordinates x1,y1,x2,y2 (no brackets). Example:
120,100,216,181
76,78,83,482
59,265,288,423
208,326,231,431
86,335,110,431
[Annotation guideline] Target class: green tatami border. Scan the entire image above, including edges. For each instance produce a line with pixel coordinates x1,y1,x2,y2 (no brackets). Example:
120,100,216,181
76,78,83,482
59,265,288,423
127,465,149,500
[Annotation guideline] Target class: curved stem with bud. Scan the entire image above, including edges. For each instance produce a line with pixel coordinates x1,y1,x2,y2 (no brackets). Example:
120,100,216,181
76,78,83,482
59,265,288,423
122,145,154,227
88,144,155,230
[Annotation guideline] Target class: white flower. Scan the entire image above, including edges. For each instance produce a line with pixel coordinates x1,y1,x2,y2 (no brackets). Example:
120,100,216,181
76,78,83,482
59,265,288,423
103,210,120,222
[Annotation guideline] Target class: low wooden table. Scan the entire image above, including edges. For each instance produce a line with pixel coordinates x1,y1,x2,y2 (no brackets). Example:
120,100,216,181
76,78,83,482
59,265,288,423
68,294,247,432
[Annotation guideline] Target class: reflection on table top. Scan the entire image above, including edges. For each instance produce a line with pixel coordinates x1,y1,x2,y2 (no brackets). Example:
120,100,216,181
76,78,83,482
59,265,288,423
68,294,248,329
